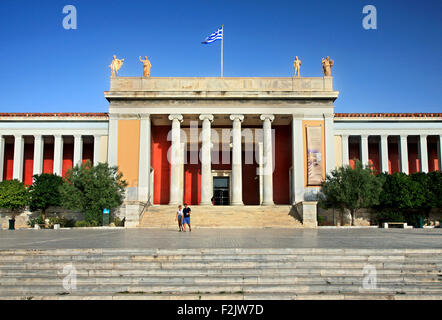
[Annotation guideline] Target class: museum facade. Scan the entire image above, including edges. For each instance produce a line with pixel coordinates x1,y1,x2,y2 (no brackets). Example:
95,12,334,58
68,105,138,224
0,77,441,226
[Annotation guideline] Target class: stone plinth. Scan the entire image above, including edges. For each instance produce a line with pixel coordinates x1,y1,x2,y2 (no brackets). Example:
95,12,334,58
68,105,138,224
296,201,318,228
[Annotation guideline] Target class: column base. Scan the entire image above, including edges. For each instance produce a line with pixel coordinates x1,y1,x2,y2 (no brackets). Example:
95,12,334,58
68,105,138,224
199,201,213,206
231,202,244,206
261,201,274,206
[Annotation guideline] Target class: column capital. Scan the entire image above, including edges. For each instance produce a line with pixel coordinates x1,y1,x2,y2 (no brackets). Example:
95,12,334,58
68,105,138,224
400,135,408,140
380,134,389,139
168,114,183,122
139,113,150,120
229,114,244,122
292,113,304,119
360,134,369,139
199,114,214,122
13,134,23,139
260,114,275,122
323,113,334,119
74,134,83,139
420,134,428,139
341,134,349,138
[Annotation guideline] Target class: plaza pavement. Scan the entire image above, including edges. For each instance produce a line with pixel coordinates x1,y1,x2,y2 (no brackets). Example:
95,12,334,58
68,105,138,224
0,228,441,250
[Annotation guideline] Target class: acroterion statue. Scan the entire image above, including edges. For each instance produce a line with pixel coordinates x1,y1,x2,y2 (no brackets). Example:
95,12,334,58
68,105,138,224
109,55,125,77
321,56,334,77
139,56,152,77
293,56,301,78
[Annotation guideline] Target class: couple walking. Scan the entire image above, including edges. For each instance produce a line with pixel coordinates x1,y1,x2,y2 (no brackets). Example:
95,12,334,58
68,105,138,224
176,204,191,232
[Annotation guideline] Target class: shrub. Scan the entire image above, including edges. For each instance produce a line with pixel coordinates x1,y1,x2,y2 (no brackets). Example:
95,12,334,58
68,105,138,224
113,216,124,227
28,215,45,228
375,210,404,225
29,174,63,221
74,220,100,228
47,216,76,229
319,160,384,226
60,161,127,226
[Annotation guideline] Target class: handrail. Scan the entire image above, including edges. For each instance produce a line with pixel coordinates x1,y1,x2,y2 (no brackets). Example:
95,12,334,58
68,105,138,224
139,196,151,218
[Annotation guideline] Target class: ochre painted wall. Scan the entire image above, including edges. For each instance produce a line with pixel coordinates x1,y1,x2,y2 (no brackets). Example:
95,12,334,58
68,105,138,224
3,143,14,180
23,142,34,186
117,120,140,188
151,126,171,205
273,125,291,204
43,143,54,174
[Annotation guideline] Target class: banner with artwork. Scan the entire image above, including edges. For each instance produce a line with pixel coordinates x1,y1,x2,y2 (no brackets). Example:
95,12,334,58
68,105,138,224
306,126,323,185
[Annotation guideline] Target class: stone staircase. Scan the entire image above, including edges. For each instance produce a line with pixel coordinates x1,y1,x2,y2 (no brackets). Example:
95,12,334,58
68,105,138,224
139,205,303,228
0,249,441,300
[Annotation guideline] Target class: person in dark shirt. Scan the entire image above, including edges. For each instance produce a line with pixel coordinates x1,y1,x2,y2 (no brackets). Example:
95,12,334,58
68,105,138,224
182,203,191,232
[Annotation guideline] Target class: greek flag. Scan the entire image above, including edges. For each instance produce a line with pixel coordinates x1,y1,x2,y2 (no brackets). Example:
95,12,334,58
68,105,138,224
201,26,223,44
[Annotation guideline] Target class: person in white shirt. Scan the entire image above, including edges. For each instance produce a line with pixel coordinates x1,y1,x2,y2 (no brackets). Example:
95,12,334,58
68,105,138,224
176,205,183,232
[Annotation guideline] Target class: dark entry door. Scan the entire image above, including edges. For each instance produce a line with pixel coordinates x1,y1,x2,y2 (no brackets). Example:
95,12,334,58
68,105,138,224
213,177,230,205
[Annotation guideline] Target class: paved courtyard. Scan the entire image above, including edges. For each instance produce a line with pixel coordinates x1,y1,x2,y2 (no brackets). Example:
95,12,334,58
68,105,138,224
0,228,441,250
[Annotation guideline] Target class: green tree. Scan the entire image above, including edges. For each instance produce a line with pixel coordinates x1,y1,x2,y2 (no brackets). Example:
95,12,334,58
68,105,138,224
378,172,424,210
319,160,384,226
29,173,64,221
60,161,127,225
427,171,442,208
0,179,29,220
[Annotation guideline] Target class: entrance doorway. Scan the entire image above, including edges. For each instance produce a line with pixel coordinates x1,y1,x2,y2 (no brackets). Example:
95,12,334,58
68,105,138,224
213,177,230,205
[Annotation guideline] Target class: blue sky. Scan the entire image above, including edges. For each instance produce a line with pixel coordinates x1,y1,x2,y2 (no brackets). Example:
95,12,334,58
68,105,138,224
0,0,440,113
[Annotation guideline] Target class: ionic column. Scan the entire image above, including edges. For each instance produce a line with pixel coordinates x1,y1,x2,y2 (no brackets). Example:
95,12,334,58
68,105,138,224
324,113,335,174
33,135,44,176
292,115,304,203
399,135,409,174
107,114,118,167
168,114,183,205
419,135,429,173
53,134,64,176
380,135,389,173
93,135,101,166
260,114,275,206
138,115,151,202
341,135,349,166
0,135,5,182
12,135,24,181
230,114,244,206
199,114,214,205
73,134,83,166
360,135,369,167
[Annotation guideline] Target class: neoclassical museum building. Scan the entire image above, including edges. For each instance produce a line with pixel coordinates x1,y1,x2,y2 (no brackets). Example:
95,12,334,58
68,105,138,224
0,76,441,227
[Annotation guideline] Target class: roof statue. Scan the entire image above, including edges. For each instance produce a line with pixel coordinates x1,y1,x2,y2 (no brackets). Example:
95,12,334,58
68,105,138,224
109,55,125,77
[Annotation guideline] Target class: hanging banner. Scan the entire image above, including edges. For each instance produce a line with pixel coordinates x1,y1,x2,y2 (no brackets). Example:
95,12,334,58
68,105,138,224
306,126,323,186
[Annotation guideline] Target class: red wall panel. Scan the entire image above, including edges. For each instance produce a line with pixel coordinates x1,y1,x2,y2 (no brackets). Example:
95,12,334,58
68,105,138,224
82,142,94,164
408,141,420,173
368,141,380,174
183,158,201,205
349,139,360,169
273,125,291,205
388,140,400,174
3,143,14,180
151,126,171,205
242,156,259,205
43,143,54,174
62,143,74,178
23,143,34,186
428,141,439,172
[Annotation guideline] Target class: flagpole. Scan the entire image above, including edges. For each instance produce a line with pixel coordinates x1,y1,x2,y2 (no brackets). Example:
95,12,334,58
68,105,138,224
221,25,223,78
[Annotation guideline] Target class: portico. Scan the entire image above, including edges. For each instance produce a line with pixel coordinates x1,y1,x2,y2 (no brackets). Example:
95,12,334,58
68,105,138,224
104,77,339,213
